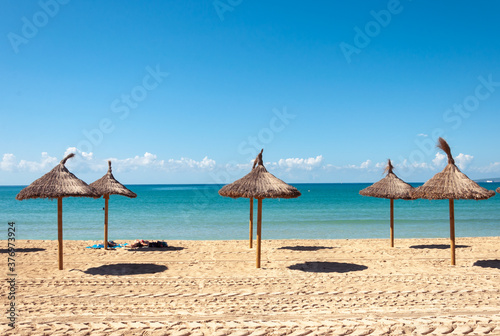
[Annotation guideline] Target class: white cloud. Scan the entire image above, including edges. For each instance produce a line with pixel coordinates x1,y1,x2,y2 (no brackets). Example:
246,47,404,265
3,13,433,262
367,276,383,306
0,149,219,176
63,147,103,173
6,150,488,183
360,159,371,169
394,159,431,171
165,156,216,171
113,152,162,170
428,152,473,170
222,155,326,175
198,156,217,169
322,159,389,172
322,159,389,173
417,133,428,137
432,152,447,167
1,152,58,172
18,152,58,172
276,155,324,171
455,153,474,170
0,154,16,171
64,147,94,161
106,152,216,173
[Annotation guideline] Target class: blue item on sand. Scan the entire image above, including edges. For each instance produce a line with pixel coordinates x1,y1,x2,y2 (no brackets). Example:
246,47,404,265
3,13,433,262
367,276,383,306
86,242,128,249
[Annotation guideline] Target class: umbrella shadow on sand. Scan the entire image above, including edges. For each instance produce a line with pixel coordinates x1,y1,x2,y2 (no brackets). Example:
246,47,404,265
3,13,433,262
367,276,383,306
473,260,500,270
410,244,470,250
278,246,335,251
84,263,167,276
0,248,46,253
288,261,367,273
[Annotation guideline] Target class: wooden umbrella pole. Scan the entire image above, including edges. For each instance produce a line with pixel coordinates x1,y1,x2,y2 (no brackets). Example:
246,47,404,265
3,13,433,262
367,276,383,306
104,195,109,250
249,197,254,249
256,198,262,268
449,199,456,265
390,199,394,248
57,197,63,270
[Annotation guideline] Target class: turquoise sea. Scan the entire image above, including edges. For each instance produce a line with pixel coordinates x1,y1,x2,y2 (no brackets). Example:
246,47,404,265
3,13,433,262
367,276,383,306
1,183,499,241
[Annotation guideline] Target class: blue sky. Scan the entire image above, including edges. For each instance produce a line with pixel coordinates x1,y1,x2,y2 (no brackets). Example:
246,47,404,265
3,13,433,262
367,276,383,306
1,0,499,185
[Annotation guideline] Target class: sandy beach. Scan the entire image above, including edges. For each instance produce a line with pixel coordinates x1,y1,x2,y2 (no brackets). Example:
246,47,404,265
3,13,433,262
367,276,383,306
1,237,499,335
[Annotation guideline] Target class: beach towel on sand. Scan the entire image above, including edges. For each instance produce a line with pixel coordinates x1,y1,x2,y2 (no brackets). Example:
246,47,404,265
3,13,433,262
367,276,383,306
86,242,128,249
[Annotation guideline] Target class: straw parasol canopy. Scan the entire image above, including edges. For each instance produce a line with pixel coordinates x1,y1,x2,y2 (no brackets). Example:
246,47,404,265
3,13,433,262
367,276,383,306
411,138,495,265
90,161,137,197
16,153,99,200
359,159,414,247
219,149,301,268
90,161,137,249
219,165,302,200
360,160,413,199
16,153,100,270
497,187,500,194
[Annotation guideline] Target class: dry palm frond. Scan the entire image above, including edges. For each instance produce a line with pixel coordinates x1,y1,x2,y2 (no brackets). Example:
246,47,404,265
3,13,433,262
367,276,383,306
437,137,455,164
61,153,75,164
252,149,264,169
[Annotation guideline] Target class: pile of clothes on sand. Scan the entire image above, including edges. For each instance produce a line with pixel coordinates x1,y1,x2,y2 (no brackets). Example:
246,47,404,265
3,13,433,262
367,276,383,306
86,240,169,249
130,239,169,248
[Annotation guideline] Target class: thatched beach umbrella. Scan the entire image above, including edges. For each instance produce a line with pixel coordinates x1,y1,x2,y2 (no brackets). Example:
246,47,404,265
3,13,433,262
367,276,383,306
219,150,301,268
497,187,500,194
90,161,137,250
411,138,495,265
359,159,413,247
16,153,100,270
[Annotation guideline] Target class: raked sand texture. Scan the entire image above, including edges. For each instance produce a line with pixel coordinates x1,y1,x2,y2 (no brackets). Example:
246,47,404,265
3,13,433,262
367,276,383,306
1,237,500,335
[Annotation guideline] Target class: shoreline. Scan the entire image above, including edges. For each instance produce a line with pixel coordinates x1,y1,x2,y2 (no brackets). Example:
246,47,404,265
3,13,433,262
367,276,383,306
4,235,500,241
2,237,499,335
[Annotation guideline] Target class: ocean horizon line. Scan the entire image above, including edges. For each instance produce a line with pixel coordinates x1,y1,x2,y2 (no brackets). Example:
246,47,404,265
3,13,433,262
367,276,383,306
3,181,500,188
1,181,427,188
7,236,499,242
